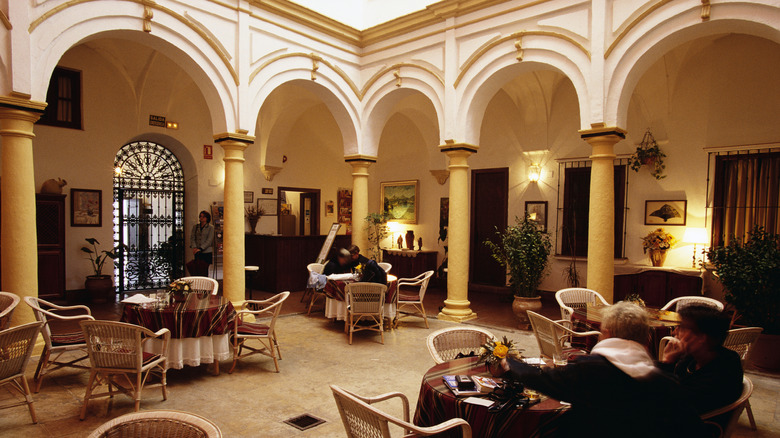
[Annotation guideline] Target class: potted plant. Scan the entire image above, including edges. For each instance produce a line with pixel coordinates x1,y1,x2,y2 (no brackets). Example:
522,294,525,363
81,238,122,303
485,215,552,329
245,205,263,234
641,228,677,267
629,129,667,180
364,213,389,261
707,227,780,370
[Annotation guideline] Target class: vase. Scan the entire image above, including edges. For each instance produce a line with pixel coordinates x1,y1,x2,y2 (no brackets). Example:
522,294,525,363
405,230,415,250
486,361,505,378
512,295,542,330
648,249,667,267
248,218,258,234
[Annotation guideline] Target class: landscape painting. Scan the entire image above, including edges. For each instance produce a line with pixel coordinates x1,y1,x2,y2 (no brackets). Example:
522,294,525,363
381,180,418,224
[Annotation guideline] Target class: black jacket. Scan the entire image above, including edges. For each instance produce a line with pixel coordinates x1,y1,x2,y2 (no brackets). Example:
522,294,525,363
322,256,350,276
352,255,387,285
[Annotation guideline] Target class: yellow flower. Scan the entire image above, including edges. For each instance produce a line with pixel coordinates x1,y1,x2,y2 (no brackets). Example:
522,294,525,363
493,343,509,359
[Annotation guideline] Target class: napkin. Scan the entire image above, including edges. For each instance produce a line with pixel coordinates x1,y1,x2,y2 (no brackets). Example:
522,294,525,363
121,293,157,304
327,273,355,281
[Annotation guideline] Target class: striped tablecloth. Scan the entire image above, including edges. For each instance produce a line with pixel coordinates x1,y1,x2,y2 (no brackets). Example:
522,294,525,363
121,292,235,339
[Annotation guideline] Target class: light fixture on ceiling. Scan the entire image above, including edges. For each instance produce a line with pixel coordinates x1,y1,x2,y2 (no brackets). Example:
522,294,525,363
683,227,709,268
529,163,542,182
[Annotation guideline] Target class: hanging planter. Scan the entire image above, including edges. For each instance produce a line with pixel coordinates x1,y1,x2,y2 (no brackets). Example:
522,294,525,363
629,129,667,180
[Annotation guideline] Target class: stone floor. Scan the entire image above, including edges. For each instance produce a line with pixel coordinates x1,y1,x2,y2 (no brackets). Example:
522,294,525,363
1,293,778,437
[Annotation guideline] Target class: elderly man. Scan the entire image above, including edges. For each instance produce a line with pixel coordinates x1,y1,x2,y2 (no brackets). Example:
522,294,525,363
506,302,708,437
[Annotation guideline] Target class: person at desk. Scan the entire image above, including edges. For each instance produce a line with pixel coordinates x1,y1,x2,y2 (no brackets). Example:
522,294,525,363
347,245,386,285
187,210,214,277
323,248,352,276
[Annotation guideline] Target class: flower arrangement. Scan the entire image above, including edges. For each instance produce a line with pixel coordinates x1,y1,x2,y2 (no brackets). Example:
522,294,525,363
624,293,646,307
168,279,193,294
245,206,264,234
479,336,519,367
641,228,677,253
352,263,364,280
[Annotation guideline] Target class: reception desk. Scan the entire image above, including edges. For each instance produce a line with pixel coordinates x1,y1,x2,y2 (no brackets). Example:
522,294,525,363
245,234,352,293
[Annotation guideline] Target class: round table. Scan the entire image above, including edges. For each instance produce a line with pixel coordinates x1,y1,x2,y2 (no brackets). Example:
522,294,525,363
121,292,236,370
413,356,567,438
323,275,398,321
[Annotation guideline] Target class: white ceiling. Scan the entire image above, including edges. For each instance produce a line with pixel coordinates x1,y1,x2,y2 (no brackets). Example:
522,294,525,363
289,0,439,30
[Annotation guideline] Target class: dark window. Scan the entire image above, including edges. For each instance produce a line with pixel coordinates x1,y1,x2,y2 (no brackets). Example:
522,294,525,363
38,67,82,129
558,163,627,258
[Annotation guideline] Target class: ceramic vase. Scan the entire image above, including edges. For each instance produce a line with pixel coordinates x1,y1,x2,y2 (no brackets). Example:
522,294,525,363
405,230,415,250
487,361,505,378
648,249,667,267
512,295,542,330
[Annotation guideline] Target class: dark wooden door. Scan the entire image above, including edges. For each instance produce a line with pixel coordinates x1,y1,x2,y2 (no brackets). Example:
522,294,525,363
469,168,509,287
299,192,319,236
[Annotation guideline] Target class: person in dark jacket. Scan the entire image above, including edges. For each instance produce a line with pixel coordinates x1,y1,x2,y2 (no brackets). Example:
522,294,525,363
347,245,386,285
186,210,214,277
323,248,352,276
506,302,710,438
659,305,743,414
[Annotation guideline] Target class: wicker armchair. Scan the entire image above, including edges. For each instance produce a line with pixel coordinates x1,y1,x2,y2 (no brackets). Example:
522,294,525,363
88,410,222,437
331,385,471,438
177,276,219,295
395,270,434,328
555,288,609,321
0,292,20,330
345,283,387,345
701,376,754,438
660,296,724,312
304,263,325,314
426,326,495,364
79,320,170,419
724,327,763,430
527,311,601,360
24,296,95,392
229,291,289,374
378,262,392,273
0,322,43,423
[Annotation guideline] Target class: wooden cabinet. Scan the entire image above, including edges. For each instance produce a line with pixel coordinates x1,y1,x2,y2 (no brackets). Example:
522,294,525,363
614,267,703,308
382,250,438,281
36,194,66,299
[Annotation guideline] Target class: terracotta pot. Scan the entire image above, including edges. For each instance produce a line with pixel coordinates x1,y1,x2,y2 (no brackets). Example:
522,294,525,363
648,249,667,267
750,333,780,371
512,295,542,330
85,275,114,304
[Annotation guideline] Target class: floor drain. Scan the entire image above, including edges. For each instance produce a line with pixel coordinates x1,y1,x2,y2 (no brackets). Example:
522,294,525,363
283,413,326,431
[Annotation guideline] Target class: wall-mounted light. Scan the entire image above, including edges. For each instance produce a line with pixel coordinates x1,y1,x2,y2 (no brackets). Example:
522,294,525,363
166,121,179,129
528,163,541,182
114,166,122,176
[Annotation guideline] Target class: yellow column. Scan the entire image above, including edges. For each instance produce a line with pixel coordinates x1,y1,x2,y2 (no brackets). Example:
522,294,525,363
214,131,254,304
345,155,376,253
579,124,626,303
0,96,47,326
438,141,478,322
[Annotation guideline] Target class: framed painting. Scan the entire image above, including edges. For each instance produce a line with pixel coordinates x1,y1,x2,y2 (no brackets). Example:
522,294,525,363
243,191,254,203
381,180,418,224
258,198,278,216
644,200,687,226
525,201,548,232
71,189,102,227
325,200,335,216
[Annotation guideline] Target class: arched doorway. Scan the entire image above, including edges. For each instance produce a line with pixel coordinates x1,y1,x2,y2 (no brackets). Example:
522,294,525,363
113,141,185,295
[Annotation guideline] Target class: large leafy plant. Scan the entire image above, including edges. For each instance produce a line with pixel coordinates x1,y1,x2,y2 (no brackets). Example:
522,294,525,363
81,238,122,277
364,213,389,261
485,215,552,297
707,227,780,334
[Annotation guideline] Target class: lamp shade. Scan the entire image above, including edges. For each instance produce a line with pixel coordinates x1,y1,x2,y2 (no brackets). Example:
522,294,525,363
683,227,708,245
387,221,402,233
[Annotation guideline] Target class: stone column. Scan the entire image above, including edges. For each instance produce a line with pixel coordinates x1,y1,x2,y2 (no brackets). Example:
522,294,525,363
214,131,254,304
579,125,626,303
345,155,376,253
438,141,479,322
0,96,47,326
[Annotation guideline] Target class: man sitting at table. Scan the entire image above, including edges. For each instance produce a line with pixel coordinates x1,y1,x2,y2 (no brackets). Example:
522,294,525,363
505,302,709,437
347,245,387,285
323,248,352,276
659,305,743,415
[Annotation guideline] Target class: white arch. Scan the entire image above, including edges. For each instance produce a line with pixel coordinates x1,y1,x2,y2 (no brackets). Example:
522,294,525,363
456,40,590,144
606,2,780,127
30,4,235,132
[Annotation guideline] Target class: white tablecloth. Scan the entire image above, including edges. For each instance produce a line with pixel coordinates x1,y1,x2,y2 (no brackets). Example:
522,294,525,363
324,298,396,321
142,334,232,369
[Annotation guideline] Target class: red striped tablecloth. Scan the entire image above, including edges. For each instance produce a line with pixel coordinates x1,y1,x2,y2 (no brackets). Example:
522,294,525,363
121,293,235,339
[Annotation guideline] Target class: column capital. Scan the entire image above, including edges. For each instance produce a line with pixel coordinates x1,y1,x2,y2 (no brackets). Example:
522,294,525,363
0,95,47,114
344,154,377,164
439,140,479,155
578,124,627,140
213,131,255,144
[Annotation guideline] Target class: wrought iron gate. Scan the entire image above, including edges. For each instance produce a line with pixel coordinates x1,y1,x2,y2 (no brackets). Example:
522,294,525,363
113,141,184,296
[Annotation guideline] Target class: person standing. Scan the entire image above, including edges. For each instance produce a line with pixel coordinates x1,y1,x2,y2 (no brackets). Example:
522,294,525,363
187,210,214,277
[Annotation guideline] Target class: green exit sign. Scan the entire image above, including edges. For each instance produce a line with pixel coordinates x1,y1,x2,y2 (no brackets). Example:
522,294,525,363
149,115,166,127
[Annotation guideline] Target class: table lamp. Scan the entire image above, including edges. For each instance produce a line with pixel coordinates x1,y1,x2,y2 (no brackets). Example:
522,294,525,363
683,227,708,268
387,222,402,248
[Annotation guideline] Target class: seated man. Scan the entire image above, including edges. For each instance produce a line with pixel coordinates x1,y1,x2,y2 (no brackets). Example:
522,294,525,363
506,302,708,437
659,305,743,414
347,245,387,285
323,248,352,276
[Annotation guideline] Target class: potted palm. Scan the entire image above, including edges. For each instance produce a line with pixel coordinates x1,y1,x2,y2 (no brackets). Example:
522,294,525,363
485,215,552,329
81,238,121,303
707,227,780,370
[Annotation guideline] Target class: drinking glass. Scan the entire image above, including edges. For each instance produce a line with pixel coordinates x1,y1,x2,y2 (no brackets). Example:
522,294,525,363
553,351,568,367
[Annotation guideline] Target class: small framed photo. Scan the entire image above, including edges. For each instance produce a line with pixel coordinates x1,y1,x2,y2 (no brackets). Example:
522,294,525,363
243,191,254,203
71,189,102,227
262,188,273,195
645,200,687,226
257,198,278,216
325,200,335,216
380,180,418,224
525,201,548,232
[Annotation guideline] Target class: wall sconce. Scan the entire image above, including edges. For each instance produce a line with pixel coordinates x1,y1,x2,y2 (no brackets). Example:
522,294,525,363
166,121,179,129
114,166,122,176
683,227,709,268
528,163,541,182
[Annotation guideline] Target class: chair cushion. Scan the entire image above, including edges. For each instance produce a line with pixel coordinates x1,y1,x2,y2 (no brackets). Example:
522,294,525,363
398,292,421,302
51,331,85,346
142,352,162,365
236,321,270,336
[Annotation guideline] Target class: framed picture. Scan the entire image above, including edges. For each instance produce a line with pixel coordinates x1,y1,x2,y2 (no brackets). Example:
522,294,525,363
325,200,335,216
243,191,254,203
337,188,352,224
644,200,687,226
262,188,273,195
71,189,102,227
380,180,418,224
525,201,548,232
257,198,278,216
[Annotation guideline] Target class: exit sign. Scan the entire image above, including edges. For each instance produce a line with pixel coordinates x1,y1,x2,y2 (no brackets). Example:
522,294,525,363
149,115,166,127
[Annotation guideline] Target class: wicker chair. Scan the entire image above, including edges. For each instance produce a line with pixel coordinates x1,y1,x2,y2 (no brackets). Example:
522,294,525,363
395,270,434,328
229,291,289,374
0,322,43,423
555,288,609,321
723,327,763,430
79,320,170,419
701,376,754,438
661,296,724,312
304,263,326,314
426,326,495,364
24,296,95,392
88,410,222,437
527,311,601,360
0,292,20,330
378,262,392,273
177,276,219,295
331,385,472,438
345,283,387,345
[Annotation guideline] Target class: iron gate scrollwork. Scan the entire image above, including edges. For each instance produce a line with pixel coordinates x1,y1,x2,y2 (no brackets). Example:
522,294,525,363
113,141,185,296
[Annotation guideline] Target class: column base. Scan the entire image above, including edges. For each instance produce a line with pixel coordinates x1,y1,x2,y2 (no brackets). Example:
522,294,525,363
438,299,477,322
438,311,478,323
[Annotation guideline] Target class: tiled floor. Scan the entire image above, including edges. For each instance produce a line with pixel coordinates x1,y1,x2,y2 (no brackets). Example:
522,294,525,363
1,289,778,437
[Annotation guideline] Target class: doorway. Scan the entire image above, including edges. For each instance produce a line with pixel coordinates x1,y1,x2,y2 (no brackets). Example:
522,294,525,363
469,168,509,288
278,187,321,236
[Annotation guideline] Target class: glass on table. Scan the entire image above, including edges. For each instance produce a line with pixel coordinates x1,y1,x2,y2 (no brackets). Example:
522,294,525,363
553,351,568,367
